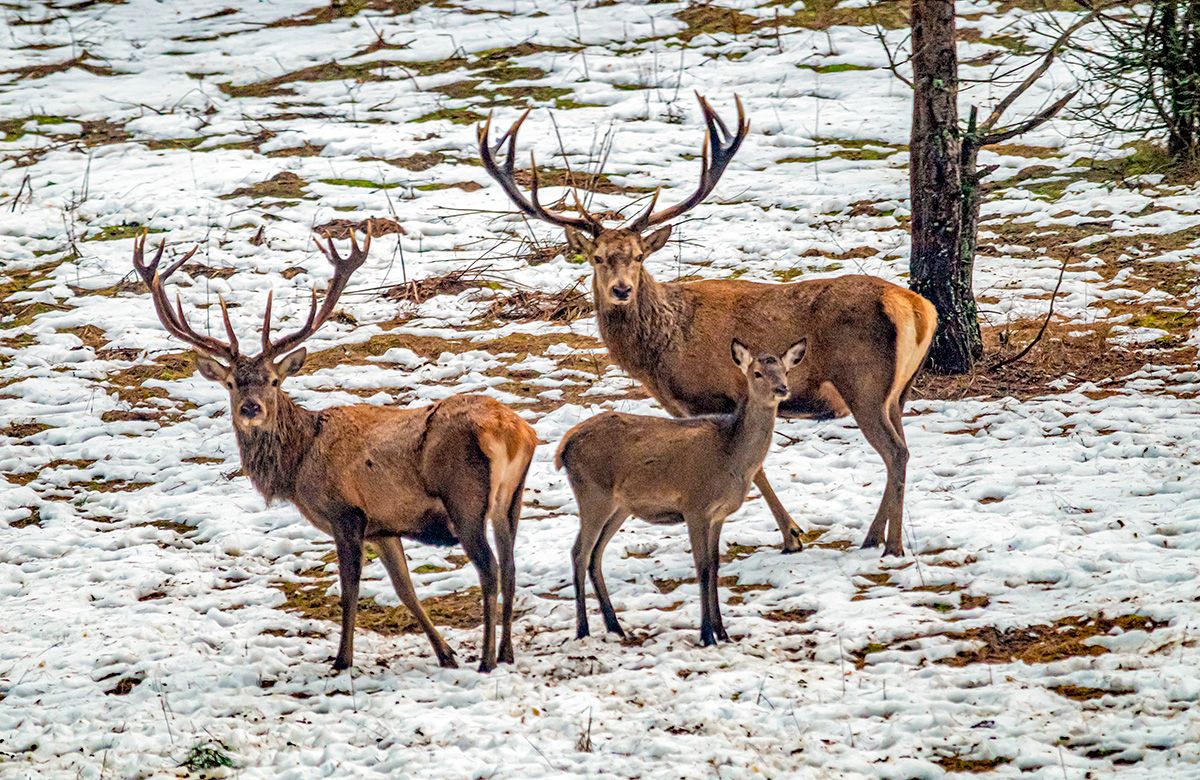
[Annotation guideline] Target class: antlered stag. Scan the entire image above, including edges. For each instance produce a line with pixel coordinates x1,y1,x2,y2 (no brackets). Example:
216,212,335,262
479,95,936,557
131,229,537,672
559,339,807,646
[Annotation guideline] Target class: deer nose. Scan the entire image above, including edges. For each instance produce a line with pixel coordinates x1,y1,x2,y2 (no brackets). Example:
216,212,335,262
239,401,262,419
611,284,632,301
774,385,789,398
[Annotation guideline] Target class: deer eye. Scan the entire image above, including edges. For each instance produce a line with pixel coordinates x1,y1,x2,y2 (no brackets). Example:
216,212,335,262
754,371,763,379
271,378,279,387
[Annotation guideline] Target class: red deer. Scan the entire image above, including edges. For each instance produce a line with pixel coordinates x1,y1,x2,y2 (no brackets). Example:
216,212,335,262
558,339,807,645
479,95,936,557
131,229,537,672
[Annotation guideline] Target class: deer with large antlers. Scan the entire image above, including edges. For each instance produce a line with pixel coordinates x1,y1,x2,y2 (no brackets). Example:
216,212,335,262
131,229,537,672
479,95,936,557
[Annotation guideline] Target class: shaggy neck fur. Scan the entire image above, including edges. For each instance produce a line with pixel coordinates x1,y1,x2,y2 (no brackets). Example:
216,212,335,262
234,393,318,503
595,267,685,376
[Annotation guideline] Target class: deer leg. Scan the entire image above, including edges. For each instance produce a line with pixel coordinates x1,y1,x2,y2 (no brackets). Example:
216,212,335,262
330,509,366,671
444,484,499,673
492,478,525,666
459,531,499,673
570,496,616,639
375,536,457,669
589,510,629,638
706,518,729,643
851,400,910,557
753,470,803,553
687,519,717,647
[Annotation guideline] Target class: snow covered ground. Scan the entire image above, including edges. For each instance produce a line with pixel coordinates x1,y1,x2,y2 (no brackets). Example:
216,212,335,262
2,0,1199,777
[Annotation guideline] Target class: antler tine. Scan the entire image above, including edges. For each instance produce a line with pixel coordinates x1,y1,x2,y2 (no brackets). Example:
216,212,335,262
264,227,370,359
261,289,274,354
131,232,168,286
218,295,239,355
633,93,750,231
626,188,662,233
134,234,237,363
161,244,199,282
476,109,603,237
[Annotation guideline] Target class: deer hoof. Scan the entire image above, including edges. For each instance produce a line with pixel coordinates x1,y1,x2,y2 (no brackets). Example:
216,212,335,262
437,653,459,669
331,656,351,672
499,645,515,665
882,544,904,558
477,658,497,674
781,528,804,554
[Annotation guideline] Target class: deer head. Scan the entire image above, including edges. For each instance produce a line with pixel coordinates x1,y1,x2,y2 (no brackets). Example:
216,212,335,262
731,338,807,403
132,228,371,433
478,94,749,307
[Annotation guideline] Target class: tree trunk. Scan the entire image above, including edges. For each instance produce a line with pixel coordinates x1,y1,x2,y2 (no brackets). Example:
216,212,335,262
908,0,981,374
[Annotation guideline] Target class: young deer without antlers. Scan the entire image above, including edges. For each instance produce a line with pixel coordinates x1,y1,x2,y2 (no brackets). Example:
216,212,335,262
479,94,936,557
558,339,807,646
131,229,537,672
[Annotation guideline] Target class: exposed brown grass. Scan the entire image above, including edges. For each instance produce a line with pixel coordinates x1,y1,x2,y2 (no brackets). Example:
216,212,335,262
313,217,405,240
3,49,115,79
484,284,593,324
913,318,1192,403
938,614,1164,667
932,756,1011,774
277,572,484,634
224,172,308,200
1050,684,1135,701
1,421,51,438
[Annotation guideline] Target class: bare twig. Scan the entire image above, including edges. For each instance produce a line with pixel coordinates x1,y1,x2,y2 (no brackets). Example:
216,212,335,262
988,254,1071,371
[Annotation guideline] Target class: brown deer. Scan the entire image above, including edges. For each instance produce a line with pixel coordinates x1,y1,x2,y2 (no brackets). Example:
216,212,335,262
131,229,537,672
558,339,807,645
479,95,936,557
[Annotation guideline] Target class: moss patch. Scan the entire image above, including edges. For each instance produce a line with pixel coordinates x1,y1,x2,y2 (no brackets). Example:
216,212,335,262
85,223,163,242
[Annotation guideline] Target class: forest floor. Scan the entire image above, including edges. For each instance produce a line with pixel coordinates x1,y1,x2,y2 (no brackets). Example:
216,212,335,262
1,1,1199,778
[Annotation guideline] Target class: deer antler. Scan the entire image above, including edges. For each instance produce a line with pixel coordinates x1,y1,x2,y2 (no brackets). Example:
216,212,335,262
477,110,604,237
627,93,749,232
262,225,372,359
132,231,239,364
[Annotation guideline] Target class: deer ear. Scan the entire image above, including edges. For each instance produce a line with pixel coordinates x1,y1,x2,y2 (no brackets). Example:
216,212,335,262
274,348,307,379
783,339,807,371
643,225,672,254
564,227,594,259
195,355,231,384
730,339,752,373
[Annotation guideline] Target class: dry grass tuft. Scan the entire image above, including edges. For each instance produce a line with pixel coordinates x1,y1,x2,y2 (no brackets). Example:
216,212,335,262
277,574,483,634
914,318,1192,402
313,217,405,239
224,172,308,200
484,283,592,324
1,421,51,438
938,614,1163,667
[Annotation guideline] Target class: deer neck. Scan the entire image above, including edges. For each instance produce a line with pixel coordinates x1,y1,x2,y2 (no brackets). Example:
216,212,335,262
595,267,682,375
726,393,779,476
234,393,318,504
